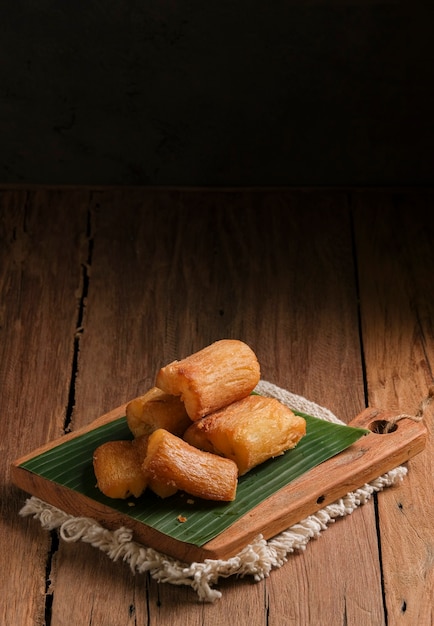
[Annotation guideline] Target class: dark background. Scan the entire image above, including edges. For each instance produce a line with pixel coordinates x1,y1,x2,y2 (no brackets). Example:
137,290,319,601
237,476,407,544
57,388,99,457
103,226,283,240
1,2,433,187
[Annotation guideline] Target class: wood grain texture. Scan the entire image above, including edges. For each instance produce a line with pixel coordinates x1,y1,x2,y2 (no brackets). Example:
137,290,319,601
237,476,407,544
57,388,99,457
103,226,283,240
2,188,433,625
0,190,90,625
353,192,434,625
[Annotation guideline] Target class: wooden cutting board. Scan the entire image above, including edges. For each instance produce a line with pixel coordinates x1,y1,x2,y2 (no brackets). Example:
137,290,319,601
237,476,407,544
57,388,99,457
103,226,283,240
11,406,426,563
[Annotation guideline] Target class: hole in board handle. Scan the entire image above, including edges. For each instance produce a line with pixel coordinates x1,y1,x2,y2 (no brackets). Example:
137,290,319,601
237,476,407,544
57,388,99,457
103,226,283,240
369,419,398,435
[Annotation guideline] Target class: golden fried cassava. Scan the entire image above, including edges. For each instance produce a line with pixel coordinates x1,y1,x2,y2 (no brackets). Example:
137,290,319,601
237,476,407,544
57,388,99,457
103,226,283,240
155,339,260,421
142,429,238,501
93,439,148,499
183,394,306,475
126,386,191,438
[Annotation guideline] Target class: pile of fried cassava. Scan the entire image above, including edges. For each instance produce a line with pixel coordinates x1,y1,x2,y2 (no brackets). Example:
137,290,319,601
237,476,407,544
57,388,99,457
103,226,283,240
93,340,306,502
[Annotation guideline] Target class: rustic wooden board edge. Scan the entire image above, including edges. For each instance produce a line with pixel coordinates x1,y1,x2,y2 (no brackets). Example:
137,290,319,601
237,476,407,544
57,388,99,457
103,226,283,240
10,406,427,563
203,408,427,559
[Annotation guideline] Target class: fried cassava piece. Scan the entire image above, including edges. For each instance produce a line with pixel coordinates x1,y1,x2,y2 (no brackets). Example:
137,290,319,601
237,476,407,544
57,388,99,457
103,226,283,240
126,386,191,438
183,395,306,475
155,339,260,421
93,437,149,499
142,429,238,501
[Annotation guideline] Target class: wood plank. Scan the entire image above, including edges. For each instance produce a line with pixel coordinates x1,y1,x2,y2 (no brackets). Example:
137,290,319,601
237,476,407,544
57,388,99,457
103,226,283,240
353,191,434,625
243,192,385,626
42,191,387,624
0,189,90,625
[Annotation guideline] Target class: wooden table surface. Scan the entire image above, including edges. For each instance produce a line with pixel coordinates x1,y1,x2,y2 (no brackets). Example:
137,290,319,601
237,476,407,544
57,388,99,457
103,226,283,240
1,188,433,626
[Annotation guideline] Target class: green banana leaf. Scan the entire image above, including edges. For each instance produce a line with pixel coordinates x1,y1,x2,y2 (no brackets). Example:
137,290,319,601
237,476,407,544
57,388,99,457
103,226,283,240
19,411,368,547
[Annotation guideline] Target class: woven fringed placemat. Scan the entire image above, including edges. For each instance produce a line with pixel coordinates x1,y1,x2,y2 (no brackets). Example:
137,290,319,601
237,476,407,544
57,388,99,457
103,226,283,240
19,381,408,602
